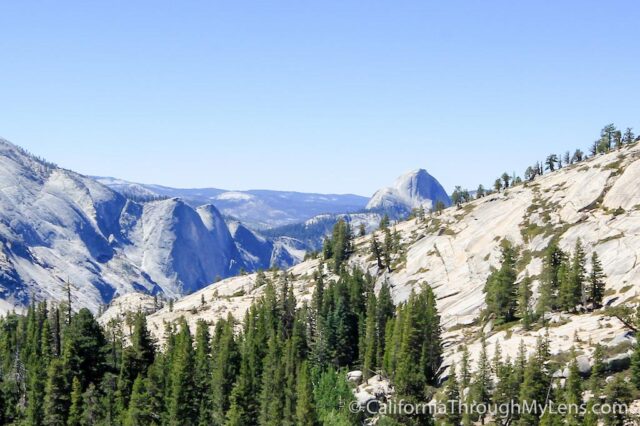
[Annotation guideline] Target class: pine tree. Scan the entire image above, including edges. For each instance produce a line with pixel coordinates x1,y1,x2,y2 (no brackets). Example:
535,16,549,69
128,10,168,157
571,240,587,308
469,336,492,424
362,293,377,379
167,318,197,425
81,383,103,426
193,320,211,425
379,214,390,230
211,317,240,426
545,154,558,172
62,308,108,389
564,351,583,426
371,233,384,269
124,376,155,426
259,333,285,426
459,345,471,392
375,282,395,370
588,252,605,308
623,127,635,145
517,336,551,426
603,375,633,426
494,178,502,192
631,316,640,389
443,365,461,426
43,358,69,426
517,273,533,328
67,376,84,426
493,356,519,425
537,241,566,317
394,285,442,401
483,242,518,323
294,362,316,426
383,227,393,271
590,344,605,391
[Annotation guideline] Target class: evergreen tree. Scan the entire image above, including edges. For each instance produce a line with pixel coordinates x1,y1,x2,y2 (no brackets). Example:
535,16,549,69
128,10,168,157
537,241,566,316
375,282,395,370
67,376,84,426
124,376,155,426
193,320,211,425
545,154,558,172
588,252,606,308
295,362,316,426
571,240,587,308
211,317,240,426
167,318,197,425
590,344,605,391
362,293,377,379
501,172,511,189
493,356,519,425
622,127,635,145
394,286,442,400
62,308,107,389
469,336,492,424
571,149,584,163
483,242,518,323
43,358,69,426
517,273,533,328
443,365,461,426
564,351,583,426
517,336,551,426
493,178,502,192
459,345,471,392
259,333,285,426
379,214,390,230
603,375,633,426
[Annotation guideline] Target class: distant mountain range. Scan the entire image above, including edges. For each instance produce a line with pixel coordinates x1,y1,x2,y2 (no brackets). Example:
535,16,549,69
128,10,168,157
94,177,370,230
0,138,451,313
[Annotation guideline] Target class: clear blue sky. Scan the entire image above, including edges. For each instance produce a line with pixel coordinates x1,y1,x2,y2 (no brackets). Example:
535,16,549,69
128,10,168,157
1,1,638,196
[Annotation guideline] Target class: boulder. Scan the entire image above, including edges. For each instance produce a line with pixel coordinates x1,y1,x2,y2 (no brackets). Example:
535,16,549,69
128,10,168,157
347,370,364,385
605,351,632,373
576,355,592,376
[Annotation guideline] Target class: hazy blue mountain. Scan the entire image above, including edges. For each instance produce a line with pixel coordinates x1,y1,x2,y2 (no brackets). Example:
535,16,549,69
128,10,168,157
95,177,369,229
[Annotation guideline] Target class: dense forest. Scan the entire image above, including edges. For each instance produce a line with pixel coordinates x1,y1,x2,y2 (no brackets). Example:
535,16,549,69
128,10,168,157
0,255,441,425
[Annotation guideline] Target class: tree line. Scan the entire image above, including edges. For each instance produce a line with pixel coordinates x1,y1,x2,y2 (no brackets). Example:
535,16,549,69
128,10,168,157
451,123,637,207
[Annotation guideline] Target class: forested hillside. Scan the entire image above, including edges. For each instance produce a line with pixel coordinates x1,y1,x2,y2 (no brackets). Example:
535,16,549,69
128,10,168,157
3,124,640,425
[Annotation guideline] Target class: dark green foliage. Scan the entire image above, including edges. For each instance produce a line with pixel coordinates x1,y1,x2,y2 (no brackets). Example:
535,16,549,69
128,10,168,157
536,241,566,316
386,284,442,409
68,376,84,426
603,374,633,426
518,273,533,328
483,242,518,323
443,366,461,426
124,376,155,426
588,252,606,308
516,336,551,426
167,318,197,425
323,219,353,272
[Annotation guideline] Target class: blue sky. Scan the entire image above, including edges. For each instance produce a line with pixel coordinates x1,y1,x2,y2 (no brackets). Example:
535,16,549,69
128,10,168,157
1,1,638,196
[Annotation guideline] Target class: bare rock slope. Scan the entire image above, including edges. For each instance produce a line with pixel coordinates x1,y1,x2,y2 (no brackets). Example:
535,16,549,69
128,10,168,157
105,143,640,372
